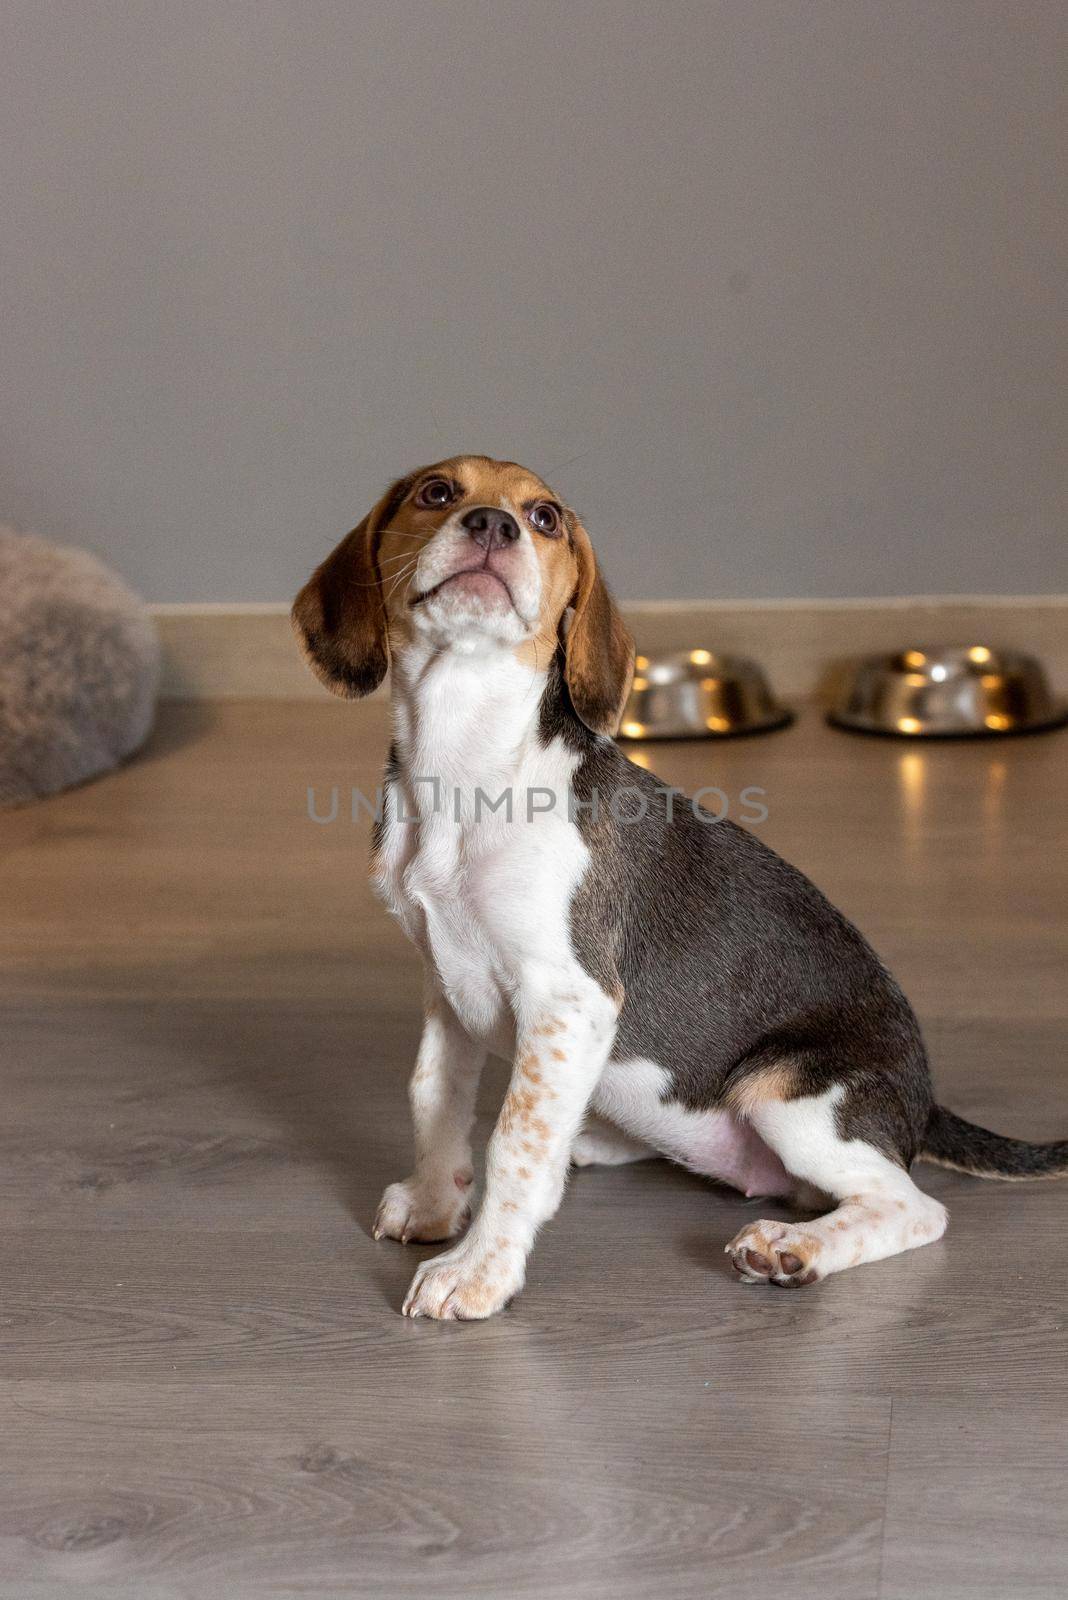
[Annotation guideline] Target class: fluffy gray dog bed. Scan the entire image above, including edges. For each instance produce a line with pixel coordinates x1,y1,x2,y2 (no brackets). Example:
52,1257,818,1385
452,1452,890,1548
0,528,160,808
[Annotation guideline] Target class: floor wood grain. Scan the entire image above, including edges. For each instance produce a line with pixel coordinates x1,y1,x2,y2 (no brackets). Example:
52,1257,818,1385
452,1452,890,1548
1,699,1066,1597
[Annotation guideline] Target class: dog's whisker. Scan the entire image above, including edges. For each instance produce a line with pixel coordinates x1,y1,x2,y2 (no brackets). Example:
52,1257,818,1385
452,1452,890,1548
383,560,415,592
384,570,416,605
384,559,419,606
374,555,421,581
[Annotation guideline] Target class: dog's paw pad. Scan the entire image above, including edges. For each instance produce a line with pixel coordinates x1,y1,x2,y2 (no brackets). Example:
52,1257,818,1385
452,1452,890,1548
726,1222,822,1287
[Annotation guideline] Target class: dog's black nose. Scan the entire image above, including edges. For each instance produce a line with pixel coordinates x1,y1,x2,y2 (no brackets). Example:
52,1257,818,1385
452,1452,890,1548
461,506,520,551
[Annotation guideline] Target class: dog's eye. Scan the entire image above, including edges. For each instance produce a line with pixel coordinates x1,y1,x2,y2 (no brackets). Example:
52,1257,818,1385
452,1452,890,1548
529,502,561,537
415,478,455,508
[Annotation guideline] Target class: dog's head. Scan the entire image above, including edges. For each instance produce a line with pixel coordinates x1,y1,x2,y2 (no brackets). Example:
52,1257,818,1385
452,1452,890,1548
292,454,634,735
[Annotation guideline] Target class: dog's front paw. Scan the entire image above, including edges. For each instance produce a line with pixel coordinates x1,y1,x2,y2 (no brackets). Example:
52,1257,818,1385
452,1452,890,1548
373,1172,472,1245
401,1239,524,1321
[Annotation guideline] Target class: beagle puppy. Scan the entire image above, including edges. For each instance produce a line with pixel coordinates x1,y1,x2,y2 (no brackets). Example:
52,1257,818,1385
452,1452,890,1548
293,454,1068,1319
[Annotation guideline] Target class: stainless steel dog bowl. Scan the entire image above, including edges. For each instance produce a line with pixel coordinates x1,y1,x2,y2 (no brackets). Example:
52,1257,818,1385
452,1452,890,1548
828,646,1068,738
618,650,793,740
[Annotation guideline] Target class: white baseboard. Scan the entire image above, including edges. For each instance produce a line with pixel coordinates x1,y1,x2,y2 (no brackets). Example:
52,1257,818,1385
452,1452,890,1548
151,596,1068,701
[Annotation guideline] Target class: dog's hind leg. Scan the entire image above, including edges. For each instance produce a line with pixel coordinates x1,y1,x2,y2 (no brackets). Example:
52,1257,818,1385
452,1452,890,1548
571,1113,656,1167
725,1082,948,1287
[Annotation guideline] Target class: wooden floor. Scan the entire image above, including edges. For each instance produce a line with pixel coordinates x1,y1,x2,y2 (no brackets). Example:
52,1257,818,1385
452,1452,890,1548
2,698,1067,1599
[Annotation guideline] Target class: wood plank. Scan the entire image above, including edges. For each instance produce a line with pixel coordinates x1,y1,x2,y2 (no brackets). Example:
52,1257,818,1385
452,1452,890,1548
0,1381,887,1599
880,1397,1068,1600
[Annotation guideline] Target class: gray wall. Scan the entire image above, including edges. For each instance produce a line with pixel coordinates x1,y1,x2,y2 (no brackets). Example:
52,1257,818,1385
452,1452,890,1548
2,1,1066,603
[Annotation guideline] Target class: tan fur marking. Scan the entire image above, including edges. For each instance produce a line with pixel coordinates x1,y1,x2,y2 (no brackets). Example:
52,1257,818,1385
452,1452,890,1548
725,1064,801,1120
499,1083,545,1138
516,1052,544,1085
450,1273,499,1315
742,1223,823,1268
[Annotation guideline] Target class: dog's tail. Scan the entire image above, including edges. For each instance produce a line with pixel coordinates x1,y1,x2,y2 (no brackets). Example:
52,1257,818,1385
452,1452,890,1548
920,1104,1068,1180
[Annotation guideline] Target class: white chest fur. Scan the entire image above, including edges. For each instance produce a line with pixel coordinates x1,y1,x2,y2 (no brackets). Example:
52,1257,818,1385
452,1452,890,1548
373,644,592,1052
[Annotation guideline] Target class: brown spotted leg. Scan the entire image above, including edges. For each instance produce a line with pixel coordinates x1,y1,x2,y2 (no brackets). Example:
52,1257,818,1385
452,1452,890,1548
402,977,618,1319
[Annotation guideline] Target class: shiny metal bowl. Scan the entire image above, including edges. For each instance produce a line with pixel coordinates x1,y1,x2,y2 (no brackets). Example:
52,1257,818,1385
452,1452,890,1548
618,650,793,740
828,646,1068,738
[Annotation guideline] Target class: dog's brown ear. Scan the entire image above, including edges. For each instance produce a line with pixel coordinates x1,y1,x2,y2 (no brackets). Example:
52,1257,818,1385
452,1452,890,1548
291,478,410,699
564,520,635,736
